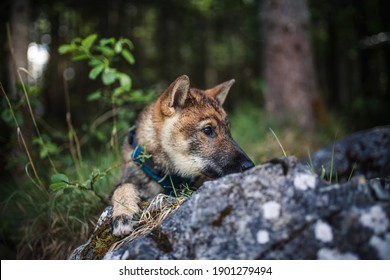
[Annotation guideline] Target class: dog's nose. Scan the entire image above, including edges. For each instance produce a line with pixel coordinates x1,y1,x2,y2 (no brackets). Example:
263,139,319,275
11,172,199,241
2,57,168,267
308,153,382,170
241,160,255,171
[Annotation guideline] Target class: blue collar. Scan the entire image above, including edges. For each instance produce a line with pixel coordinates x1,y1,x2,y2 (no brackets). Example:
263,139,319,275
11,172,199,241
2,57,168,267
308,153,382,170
128,128,192,195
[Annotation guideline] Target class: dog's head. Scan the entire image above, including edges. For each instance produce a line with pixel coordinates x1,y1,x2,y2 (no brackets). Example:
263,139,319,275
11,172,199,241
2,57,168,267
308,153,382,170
140,75,254,179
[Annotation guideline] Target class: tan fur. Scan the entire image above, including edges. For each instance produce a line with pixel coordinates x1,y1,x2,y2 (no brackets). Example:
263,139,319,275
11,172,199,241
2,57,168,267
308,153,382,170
111,183,140,236
112,183,140,217
110,75,254,236
205,79,235,105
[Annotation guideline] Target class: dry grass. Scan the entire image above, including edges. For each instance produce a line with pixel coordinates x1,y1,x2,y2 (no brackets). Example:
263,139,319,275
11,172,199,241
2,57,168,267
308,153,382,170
109,193,187,252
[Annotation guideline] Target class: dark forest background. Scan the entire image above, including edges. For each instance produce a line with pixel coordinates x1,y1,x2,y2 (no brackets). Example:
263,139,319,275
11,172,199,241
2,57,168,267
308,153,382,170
0,0,389,259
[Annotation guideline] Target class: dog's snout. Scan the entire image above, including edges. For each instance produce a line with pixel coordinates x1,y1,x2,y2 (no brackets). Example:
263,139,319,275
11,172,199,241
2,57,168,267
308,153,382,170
204,138,255,178
230,139,255,173
241,160,255,172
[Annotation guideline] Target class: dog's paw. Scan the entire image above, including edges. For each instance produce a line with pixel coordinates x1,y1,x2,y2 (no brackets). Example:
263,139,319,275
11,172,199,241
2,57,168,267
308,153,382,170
110,214,139,237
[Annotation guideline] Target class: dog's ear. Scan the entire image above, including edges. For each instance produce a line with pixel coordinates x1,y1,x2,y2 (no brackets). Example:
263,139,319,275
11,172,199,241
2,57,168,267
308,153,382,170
160,75,190,117
205,79,235,105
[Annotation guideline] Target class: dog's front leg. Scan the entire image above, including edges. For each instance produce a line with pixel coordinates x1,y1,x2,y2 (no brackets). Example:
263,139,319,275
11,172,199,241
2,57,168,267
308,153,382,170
110,183,141,236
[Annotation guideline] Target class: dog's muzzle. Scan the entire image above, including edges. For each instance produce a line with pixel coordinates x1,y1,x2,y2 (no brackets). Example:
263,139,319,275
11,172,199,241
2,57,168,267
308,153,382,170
203,140,255,178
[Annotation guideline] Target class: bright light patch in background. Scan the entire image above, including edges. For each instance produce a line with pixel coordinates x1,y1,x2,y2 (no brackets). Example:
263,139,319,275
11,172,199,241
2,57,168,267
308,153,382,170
27,42,50,84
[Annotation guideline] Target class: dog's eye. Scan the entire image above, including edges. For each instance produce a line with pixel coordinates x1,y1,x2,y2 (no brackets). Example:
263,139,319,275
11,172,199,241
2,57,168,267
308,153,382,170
202,126,215,137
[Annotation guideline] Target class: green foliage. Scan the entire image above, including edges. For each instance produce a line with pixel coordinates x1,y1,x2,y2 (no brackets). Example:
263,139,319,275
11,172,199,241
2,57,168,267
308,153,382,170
49,163,119,204
50,173,69,190
1,34,157,259
32,136,60,159
1,151,119,259
55,34,157,194
59,34,153,108
59,34,155,148
0,84,40,129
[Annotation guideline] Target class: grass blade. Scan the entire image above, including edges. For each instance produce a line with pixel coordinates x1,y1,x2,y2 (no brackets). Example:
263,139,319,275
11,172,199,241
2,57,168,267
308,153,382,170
269,127,287,157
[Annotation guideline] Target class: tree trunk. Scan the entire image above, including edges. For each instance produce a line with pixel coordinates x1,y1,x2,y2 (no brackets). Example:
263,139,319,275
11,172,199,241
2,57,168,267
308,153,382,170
261,0,321,130
42,11,67,120
7,0,29,98
6,0,33,179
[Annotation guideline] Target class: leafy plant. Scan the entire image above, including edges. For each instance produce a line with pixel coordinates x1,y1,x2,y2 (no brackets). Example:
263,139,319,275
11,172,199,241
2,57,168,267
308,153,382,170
53,34,160,192
58,34,154,107
59,34,155,152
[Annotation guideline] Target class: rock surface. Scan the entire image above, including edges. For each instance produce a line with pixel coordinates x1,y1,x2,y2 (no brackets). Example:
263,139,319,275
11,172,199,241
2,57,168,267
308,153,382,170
306,126,390,182
70,127,390,260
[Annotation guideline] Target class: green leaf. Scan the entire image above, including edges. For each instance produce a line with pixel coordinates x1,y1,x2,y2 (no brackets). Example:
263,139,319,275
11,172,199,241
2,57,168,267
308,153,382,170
58,44,75,54
102,69,117,85
50,173,69,189
129,89,156,103
1,109,13,124
115,98,124,106
71,53,89,61
113,87,124,98
100,37,115,46
121,49,135,65
71,37,83,44
95,46,114,57
89,58,104,66
114,42,122,53
82,34,98,51
46,142,59,154
51,173,69,183
39,148,48,159
121,38,134,49
95,130,106,142
89,64,104,80
32,137,43,145
83,179,92,189
49,182,67,190
87,90,102,101
119,74,132,91
26,86,39,97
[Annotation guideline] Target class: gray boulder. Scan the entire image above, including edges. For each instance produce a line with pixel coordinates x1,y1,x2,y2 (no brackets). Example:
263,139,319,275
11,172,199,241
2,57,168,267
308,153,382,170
71,155,390,260
306,126,390,182
106,157,389,260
